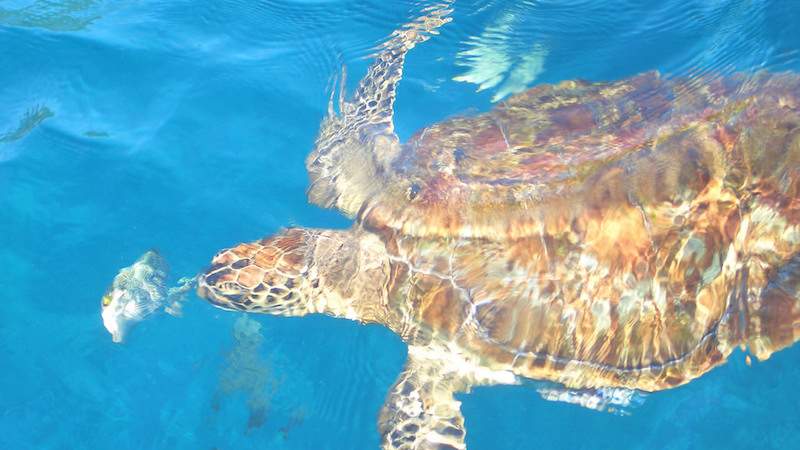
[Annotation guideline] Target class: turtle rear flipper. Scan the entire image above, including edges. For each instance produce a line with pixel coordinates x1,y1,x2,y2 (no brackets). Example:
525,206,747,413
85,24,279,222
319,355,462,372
748,252,800,359
536,384,646,415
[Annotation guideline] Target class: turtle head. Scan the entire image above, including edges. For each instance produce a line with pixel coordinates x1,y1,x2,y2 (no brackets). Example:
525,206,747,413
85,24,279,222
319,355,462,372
197,228,315,316
197,227,392,323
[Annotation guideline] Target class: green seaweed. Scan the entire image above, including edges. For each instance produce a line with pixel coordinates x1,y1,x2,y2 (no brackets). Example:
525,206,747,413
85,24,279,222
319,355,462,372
83,130,110,138
0,105,54,144
0,0,101,32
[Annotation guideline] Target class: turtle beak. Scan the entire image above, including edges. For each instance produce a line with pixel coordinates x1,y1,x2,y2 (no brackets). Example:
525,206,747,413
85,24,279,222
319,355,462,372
196,282,209,299
197,268,246,310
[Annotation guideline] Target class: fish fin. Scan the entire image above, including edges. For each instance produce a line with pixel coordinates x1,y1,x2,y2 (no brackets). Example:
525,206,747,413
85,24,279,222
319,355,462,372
124,296,160,319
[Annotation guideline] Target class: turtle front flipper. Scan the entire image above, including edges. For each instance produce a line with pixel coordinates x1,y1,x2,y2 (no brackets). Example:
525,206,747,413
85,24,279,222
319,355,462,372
380,348,467,450
379,346,516,450
306,2,453,217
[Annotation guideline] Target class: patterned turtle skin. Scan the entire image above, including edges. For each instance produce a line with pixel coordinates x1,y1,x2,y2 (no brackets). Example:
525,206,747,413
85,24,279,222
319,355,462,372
196,3,800,449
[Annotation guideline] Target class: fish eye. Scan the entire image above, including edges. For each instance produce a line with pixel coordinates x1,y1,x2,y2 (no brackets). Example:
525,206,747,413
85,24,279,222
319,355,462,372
102,295,112,306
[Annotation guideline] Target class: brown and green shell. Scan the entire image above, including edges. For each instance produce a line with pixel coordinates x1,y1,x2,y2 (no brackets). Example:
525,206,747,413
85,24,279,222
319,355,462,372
352,71,799,239
358,70,800,391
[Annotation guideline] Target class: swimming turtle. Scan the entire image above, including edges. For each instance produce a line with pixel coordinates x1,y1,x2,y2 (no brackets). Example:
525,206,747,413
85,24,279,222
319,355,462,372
196,3,800,449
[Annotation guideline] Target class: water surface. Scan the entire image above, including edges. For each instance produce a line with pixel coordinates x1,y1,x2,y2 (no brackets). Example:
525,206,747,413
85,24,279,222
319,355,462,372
1,1,799,449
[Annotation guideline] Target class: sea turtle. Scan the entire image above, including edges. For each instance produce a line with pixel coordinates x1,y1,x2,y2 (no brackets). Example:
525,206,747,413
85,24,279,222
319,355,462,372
195,3,800,449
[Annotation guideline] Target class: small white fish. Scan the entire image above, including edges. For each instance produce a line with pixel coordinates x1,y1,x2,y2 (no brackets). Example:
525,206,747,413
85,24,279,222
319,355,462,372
101,250,168,343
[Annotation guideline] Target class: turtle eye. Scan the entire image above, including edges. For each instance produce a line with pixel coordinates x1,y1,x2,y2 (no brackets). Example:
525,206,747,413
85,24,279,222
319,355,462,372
407,183,421,201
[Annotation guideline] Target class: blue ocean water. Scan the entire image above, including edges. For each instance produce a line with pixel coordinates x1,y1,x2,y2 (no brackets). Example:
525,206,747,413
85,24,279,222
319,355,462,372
1,1,799,449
